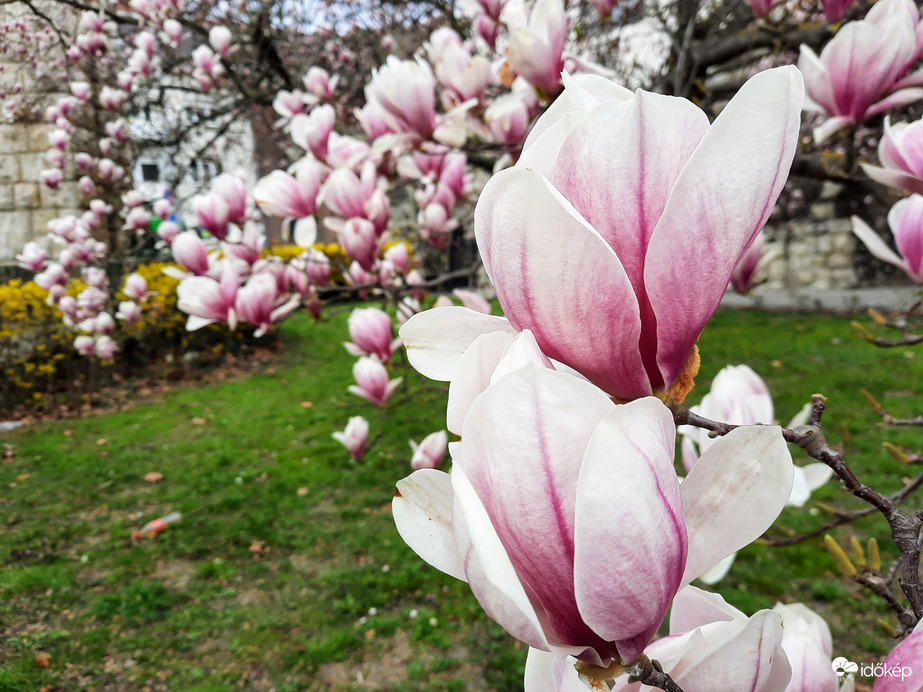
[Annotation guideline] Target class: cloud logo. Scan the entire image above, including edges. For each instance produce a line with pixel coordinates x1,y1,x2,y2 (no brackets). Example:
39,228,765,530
832,657,859,677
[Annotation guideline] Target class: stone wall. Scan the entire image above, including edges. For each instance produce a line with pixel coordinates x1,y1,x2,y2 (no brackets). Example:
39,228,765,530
0,122,83,262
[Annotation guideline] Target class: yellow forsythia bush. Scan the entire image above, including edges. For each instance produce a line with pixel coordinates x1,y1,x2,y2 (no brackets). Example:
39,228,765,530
0,279,72,407
0,261,245,411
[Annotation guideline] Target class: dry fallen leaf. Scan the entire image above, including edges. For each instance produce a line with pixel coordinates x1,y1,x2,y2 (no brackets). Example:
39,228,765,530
300,402,313,408
771,360,782,368
296,487,309,496
35,653,51,668
144,472,164,483
16,474,30,482
96,438,108,446
191,417,208,425
64,429,74,437
249,540,267,554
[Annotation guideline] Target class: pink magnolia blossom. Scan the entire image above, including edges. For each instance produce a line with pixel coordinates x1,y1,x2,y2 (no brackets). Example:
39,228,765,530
485,89,537,145
41,168,62,189
254,159,322,219
70,81,91,102
730,231,770,294
345,307,397,361
409,430,448,470
95,335,117,359
506,0,567,98
526,587,791,691
798,0,923,143
465,67,802,401
74,335,95,356
853,196,923,284
172,231,211,276
366,56,437,139
452,289,492,314
341,218,380,271
394,366,793,667
123,273,148,301
99,86,127,110
85,267,107,289
822,0,854,22
235,272,286,337
16,242,46,272
433,40,491,103
273,89,310,123
193,193,231,240
116,300,142,325
305,248,331,286
125,207,151,231
78,175,95,197
332,416,370,460
873,624,922,691
209,26,232,57
213,174,248,226
35,262,68,291
384,243,410,273
862,116,923,195
773,602,839,692
349,356,402,406
157,221,180,244
476,14,499,48
323,163,390,235
303,66,338,101
291,105,335,160
177,262,240,331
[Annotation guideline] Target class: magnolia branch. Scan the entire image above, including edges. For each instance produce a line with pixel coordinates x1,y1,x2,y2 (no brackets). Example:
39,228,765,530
763,471,923,546
671,394,923,619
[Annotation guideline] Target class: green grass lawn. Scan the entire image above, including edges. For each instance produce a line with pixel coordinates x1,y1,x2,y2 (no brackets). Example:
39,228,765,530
1,306,921,690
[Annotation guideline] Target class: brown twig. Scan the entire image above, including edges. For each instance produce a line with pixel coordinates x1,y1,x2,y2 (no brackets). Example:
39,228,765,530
672,395,923,619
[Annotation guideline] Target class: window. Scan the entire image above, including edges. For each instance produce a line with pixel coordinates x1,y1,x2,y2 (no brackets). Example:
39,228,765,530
141,163,159,182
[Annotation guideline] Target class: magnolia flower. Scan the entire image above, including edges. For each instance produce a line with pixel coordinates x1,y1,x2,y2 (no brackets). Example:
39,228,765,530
333,416,370,460
853,196,923,284
409,430,448,470
428,67,801,402
172,231,211,276
122,272,147,301
772,602,839,691
527,587,791,691
116,300,142,325
303,66,338,101
74,335,95,356
349,356,402,406
730,232,774,294
17,242,47,272
254,159,322,220
95,335,117,359
862,116,923,195
394,365,794,666
366,56,437,139
236,272,298,337
177,261,240,331
872,624,922,691
345,307,398,362
506,0,567,97
798,0,923,143
291,105,335,160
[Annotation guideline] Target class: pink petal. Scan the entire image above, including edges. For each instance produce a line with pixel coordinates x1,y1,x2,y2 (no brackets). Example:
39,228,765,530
399,306,513,381
552,89,709,296
873,625,923,691
646,66,803,389
680,425,794,587
675,610,789,691
862,164,923,196
669,585,744,636
852,215,910,274
573,397,686,659
460,365,617,655
393,469,466,581
475,167,648,399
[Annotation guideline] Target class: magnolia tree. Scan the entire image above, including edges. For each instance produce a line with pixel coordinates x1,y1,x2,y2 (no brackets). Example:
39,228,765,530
8,0,923,688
